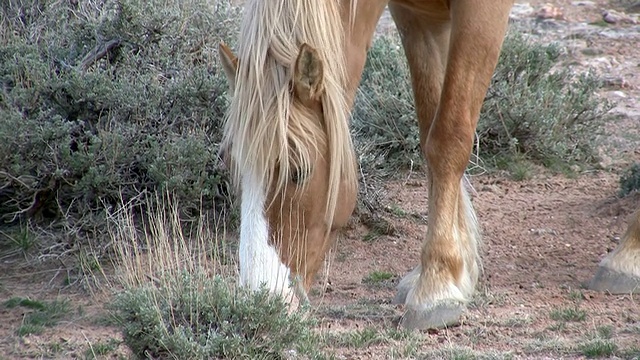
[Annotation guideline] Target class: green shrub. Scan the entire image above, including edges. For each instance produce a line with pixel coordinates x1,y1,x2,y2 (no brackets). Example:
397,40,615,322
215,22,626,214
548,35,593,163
0,0,239,253
352,30,611,177
107,192,325,359
114,274,322,359
619,162,640,197
479,31,612,171
352,36,420,176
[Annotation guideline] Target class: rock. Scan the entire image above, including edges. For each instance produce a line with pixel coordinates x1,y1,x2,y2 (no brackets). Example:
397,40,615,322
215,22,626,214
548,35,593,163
584,56,617,72
571,1,596,6
602,9,638,24
480,185,499,193
536,4,564,20
626,1,640,13
510,3,535,19
581,48,604,56
603,75,631,89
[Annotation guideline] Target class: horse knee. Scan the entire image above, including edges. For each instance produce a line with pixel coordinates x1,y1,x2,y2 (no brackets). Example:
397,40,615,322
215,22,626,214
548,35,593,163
423,126,474,177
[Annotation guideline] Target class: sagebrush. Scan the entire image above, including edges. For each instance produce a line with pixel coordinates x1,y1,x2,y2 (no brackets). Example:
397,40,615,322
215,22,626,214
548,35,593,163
1,1,611,258
114,277,322,359
352,30,611,177
619,162,640,197
108,193,324,359
0,0,239,254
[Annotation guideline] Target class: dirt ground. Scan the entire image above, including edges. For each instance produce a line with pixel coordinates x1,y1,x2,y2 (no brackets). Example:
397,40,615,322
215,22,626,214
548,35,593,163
1,0,639,359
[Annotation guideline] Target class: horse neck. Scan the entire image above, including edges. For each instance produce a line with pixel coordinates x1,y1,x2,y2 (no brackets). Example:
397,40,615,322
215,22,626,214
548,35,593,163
340,0,389,110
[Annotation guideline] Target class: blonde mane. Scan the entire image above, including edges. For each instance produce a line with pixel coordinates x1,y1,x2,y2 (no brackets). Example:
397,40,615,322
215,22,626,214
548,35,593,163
223,0,357,226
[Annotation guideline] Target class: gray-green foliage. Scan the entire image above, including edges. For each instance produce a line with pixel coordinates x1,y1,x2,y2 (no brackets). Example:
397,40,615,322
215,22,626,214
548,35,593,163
352,30,611,177
113,274,323,359
619,162,640,197
479,31,611,170
1,1,613,255
352,36,420,176
0,0,238,248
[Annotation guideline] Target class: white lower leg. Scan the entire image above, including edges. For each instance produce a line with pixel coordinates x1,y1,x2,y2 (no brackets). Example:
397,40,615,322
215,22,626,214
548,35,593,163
396,180,481,329
458,178,481,298
239,173,295,302
400,179,481,306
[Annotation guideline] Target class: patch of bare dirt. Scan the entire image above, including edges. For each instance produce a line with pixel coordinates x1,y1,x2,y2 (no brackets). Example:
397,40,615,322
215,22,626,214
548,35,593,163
0,265,131,359
312,171,639,358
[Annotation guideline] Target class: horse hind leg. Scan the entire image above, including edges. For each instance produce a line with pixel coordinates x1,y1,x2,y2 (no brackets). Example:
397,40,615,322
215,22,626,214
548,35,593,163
588,209,640,293
390,1,511,329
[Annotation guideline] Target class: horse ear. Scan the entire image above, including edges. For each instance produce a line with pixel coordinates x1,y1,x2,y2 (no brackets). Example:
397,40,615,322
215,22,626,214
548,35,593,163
218,42,238,90
293,44,324,103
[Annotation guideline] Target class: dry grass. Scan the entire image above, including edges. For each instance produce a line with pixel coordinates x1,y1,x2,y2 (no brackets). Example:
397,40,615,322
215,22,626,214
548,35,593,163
101,193,326,359
108,192,234,290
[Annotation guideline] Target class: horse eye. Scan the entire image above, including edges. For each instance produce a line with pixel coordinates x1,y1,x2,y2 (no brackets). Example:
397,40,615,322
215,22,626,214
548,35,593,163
291,168,309,185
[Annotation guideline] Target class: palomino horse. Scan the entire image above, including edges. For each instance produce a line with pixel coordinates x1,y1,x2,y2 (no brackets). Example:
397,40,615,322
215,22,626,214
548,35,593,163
219,0,640,329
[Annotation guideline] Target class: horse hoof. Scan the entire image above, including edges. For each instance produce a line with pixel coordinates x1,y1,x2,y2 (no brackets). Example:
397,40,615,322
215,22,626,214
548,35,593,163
399,301,464,330
392,284,410,305
587,266,640,294
392,266,421,305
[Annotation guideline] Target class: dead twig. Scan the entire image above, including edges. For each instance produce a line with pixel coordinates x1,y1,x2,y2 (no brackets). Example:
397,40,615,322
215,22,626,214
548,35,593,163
79,39,122,71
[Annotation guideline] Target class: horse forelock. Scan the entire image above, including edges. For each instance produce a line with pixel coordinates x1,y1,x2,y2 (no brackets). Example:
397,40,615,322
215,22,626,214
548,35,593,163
224,0,358,226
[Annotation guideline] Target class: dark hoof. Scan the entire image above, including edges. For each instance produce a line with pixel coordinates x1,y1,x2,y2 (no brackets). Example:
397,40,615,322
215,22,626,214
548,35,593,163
399,301,464,330
588,266,640,294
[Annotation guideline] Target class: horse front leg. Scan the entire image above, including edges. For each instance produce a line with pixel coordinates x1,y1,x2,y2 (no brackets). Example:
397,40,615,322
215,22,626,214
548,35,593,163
390,0,512,329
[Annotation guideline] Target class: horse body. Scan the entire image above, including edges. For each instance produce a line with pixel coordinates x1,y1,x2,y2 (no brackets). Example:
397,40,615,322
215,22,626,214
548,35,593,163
220,0,639,330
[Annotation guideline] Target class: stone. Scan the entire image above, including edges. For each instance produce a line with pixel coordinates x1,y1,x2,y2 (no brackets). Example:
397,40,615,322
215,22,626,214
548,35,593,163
536,4,564,20
602,9,638,24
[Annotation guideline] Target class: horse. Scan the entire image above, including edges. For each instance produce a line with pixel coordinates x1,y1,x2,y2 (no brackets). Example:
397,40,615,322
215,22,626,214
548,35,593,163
588,209,640,294
218,0,640,330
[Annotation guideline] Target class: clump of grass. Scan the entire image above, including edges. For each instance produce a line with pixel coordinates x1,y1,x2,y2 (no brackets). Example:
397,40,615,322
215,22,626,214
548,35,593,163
494,153,534,181
421,345,515,360
619,162,640,197
0,225,39,257
568,289,585,303
327,327,386,349
596,325,614,339
85,338,120,359
549,306,587,322
358,211,396,242
385,329,421,359
362,270,395,286
524,337,575,356
580,338,617,358
3,297,70,336
388,204,407,217
108,193,324,359
362,231,381,242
